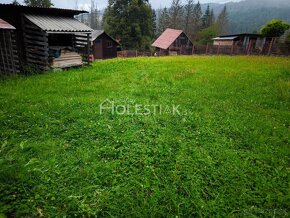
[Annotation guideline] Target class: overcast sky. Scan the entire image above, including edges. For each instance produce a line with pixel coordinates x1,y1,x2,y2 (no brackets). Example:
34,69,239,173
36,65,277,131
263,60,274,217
0,0,242,10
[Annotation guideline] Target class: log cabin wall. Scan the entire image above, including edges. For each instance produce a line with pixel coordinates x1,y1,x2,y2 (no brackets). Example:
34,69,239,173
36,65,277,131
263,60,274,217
74,33,91,64
0,29,20,75
22,16,49,71
0,4,92,73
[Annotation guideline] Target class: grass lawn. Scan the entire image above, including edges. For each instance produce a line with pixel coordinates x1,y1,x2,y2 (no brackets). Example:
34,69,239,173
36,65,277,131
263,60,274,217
0,56,289,217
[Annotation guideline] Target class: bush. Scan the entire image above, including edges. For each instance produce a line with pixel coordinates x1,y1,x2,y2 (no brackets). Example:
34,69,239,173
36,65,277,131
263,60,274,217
260,19,290,37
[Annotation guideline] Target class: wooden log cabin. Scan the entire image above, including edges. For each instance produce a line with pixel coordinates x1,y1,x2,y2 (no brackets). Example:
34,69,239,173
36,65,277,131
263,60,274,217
0,18,20,75
152,28,193,56
0,4,92,74
91,30,120,60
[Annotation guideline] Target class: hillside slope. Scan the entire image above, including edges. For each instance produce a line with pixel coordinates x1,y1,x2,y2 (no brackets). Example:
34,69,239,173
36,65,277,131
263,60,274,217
204,0,290,34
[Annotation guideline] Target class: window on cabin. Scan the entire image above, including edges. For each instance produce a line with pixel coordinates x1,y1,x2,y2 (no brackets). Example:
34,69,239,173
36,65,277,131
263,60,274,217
179,36,186,45
107,41,113,48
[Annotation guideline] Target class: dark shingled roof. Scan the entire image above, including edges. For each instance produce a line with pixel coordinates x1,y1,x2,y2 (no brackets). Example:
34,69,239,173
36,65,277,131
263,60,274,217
152,28,183,50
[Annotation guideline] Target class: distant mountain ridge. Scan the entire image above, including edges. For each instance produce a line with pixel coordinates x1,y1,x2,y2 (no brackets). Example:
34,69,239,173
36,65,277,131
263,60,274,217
202,0,290,34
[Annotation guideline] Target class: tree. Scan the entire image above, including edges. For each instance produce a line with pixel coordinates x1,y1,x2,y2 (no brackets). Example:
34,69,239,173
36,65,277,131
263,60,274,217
152,9,157,38
169,0,183,29
192,1,203,39
183,0,194,36
90,0,99,30
217,6,229,35
196,24,219,45
209,9,215,26
202,5,211,28
104,0,154,50
261,19,290,37
158,8,170,34
12,0,20,5
24,0,53,7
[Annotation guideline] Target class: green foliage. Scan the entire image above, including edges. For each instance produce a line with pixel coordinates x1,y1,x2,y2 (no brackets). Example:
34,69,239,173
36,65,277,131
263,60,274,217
104,0,154,50
157,7,170,35
24,0,53,7
183,0,194,36
202,4,211,28
168,0,183,29
196,24,219,45
192,1,203,36
261,19,290,37
0,56,290,217
217,6,229,35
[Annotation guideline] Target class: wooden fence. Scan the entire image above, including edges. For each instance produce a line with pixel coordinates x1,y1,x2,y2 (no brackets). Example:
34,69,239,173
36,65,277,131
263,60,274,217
118,43,290,58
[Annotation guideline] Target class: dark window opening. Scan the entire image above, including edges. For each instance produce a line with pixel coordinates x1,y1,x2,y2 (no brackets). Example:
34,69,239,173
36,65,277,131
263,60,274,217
107,41,113,48
48,34,73,47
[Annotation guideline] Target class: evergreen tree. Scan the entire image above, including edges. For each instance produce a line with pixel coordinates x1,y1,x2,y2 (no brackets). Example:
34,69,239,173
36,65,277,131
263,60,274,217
192,1,203,38
183,0,194,35
24,0,53,7
202,5,211,28
104,0,154,50
209,9,215,26
169,0,183,29
158,8,170,34
217,6,229,35
152,9,157,38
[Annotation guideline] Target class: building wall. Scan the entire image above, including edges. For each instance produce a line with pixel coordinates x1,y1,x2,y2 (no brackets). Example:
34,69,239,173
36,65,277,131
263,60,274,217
93,33,118,60
0,29,19,75
168,33,193,55
213,40,234,46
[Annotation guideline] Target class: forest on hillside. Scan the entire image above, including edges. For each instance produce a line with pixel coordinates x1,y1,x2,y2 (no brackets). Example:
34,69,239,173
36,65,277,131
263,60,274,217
205,0,290,34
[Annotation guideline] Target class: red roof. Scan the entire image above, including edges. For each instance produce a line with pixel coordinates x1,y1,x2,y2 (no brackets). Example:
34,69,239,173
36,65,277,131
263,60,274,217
0,18,15,29
152,28,183,49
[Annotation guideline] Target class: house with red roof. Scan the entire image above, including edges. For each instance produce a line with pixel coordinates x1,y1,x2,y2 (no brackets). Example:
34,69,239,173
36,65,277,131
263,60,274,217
152,28,193,56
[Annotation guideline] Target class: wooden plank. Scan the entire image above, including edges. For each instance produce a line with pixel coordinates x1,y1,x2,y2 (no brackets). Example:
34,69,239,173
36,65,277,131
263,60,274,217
26,39,48,46
27,57,47,66
26,49,48,57
24,33,47,42
24,29,46,37
26,53,48,61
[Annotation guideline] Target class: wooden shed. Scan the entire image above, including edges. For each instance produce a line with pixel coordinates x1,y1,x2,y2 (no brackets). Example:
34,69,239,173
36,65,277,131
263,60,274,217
91,30,120,60
152,28,193,55
0,18,19,75
0,4,92,72
213,33,271,50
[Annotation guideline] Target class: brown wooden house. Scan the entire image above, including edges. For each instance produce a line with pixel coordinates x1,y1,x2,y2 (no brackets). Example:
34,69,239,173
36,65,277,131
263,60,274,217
91,30,120,60
152,28,193,55
0,3,92,74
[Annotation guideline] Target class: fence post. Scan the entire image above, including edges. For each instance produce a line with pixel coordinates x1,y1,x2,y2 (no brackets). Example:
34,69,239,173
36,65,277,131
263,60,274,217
247,40,252,55
231,43,234,55
217,43,220,55
268,37,275,55
206,43,209,54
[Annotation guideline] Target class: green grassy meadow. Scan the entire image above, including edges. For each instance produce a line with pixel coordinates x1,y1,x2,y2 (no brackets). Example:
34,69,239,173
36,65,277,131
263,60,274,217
0,56,289,217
